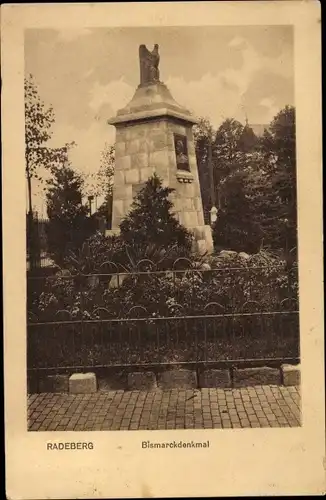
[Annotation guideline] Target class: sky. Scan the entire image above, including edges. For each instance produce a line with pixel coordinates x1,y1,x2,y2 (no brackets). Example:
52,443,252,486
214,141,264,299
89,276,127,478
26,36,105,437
25,26,294,216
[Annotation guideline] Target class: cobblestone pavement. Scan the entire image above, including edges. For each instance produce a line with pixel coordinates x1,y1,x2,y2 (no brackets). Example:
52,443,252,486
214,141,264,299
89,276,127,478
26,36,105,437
28,385,301,431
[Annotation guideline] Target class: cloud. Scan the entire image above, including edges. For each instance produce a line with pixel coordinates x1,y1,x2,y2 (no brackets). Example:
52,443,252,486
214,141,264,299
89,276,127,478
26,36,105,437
260,97,274,108
166,36,291,128
230,36,292,81
167,73,241,126
48,120,115,173
89,79,135,115
166,40,266,126
259,97,279,122
222,41,265,95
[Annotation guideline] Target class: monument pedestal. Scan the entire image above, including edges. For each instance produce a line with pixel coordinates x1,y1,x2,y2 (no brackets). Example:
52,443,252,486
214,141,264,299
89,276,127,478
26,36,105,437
107,79,213,254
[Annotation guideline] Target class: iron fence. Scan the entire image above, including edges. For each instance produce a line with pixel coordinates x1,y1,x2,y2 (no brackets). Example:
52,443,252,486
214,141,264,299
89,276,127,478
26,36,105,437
27,263,300,373
28,311,299,372
26,215,107,272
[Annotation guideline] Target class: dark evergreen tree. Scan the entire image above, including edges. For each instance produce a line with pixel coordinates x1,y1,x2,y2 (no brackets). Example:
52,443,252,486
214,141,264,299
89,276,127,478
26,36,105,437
239,122,258,153
212,106,296,256
46,165,95,266
119,174,192,252
259,105,297,255
213,169,263,253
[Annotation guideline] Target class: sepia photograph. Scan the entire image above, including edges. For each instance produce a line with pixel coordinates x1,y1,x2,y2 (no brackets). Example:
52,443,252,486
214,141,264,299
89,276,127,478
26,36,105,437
26,24,301,432
2,1,324,498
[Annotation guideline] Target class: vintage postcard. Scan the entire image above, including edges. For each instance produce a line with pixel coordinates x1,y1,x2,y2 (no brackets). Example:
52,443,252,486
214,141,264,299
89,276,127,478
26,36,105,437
2,1,324,498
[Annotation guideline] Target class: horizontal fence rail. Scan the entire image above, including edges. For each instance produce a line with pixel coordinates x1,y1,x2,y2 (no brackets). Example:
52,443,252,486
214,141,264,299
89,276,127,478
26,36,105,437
27,264,300,373
27,312,299,371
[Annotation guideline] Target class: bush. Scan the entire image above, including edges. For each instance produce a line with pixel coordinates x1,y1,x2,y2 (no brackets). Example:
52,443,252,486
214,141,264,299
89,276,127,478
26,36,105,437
212,209,262,254
64,231,125,274
119,174,193,253
63,230,198,276
28,249,298,322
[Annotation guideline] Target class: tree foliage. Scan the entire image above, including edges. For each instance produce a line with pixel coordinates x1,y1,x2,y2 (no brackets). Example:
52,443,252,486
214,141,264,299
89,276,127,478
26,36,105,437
213,159,265,253
86,144,115,198
98,144,115,195
193,118,216,218
194,117,259,221
84,143,115,227
25,75,71,179
25,74,54,181
24,74,74,213
119,173,192,253
25,73,77,270
214,118,247,175
259,105,297,254
212,106,297,256
46,165,96,265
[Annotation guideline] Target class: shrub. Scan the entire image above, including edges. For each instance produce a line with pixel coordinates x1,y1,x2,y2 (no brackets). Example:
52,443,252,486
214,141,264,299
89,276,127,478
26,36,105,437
29,250,298,322
119,174,193,254
64,231,125,274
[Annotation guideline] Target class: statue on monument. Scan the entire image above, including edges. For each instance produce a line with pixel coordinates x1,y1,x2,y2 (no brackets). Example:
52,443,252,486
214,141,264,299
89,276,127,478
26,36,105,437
139,44,160,86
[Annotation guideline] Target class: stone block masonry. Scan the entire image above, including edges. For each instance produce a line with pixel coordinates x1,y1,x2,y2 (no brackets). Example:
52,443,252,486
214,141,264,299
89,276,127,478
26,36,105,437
198,369,231,388
69,373,97,394
233,367,281,387
127,371,157,391
282,364,301,386
31,364,301,397
157,369,197,390
110,113,213,252
125,168,140,185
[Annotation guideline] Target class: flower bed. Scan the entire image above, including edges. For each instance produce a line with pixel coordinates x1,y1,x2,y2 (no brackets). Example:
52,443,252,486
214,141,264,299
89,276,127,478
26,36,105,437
27,249,299,369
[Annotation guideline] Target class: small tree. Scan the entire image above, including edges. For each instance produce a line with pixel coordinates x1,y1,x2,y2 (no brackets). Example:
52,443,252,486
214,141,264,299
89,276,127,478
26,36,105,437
214,118,246,178
119,174,192,253
25,74,73,214
46,165,95,266
85,144,115,228
193,117,216,220
212,169,263,253
98,144,115,193
25,74,75,269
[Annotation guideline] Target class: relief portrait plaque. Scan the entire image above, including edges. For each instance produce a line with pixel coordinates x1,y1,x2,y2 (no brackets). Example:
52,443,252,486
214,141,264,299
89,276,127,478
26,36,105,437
174,134,190,172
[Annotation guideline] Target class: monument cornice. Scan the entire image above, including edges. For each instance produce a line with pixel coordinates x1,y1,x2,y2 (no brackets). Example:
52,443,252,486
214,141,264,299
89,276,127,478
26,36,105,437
108,81,198,127
108,107,198,127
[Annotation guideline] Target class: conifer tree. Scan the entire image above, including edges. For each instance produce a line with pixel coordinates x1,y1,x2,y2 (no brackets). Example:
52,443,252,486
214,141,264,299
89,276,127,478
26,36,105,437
46,165,95,265
119,174,192,252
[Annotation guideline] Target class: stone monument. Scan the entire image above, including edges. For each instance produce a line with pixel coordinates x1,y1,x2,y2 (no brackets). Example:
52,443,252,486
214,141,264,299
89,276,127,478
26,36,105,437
107,44,214,254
